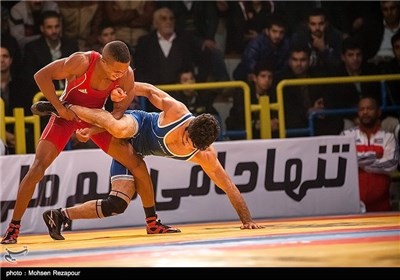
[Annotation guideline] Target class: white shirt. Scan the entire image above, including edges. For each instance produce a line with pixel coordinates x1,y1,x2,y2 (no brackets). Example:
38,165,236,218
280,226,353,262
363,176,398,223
157,32,176,57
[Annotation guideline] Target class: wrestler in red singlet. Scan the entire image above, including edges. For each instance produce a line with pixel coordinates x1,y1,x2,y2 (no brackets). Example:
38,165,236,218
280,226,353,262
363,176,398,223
41,52,117,152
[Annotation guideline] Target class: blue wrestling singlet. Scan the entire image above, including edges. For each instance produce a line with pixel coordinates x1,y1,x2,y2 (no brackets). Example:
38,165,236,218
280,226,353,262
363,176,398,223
110,110,199,181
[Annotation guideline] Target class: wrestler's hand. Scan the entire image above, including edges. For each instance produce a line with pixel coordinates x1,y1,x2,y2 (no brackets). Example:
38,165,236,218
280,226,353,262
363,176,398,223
111,88,127,103
240,222,265,229
58,106,79,121
75,128,91,143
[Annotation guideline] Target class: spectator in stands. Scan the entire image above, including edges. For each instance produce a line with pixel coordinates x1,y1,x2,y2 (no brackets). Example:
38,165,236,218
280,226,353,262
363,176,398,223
355,1,400,69
91,20,117,53
172,67,220,121
226,61,278,139
1,42,32,153
342,96,399,212
291,7,343,72
233,13,289,82
274,44,343,137
224,1,275,55
8,0,59,52
1,4,22,77
56,1,101,51
275,1,318,37
331,37,381,129
101,0,156,49
159,1,230,82
23,11,79,97
381,30,400,131
134,7,198,112
1,44,16,154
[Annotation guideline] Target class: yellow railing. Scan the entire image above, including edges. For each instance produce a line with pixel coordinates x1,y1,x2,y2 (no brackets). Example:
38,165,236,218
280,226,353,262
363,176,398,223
0,98,40,154
2,75,399,153
275,74,400,138
0,91,63,154
32,90,63,104
156,81,253,139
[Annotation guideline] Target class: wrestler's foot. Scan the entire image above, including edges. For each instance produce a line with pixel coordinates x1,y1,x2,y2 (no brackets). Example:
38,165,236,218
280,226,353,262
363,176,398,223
146,215,181,234
1,223,21,244
42,209,71,240
31,101,70,117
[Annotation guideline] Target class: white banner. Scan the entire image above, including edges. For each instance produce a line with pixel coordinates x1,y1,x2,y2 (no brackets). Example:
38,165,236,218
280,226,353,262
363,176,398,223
0,136,360,234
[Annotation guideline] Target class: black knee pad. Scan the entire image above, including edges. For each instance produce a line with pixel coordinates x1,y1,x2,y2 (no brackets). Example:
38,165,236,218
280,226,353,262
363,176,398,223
100,195,128,217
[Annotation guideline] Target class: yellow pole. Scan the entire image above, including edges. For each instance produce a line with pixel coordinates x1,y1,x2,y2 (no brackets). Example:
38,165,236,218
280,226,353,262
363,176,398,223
13,108,26,154
259,95,271,139
24,115,41,149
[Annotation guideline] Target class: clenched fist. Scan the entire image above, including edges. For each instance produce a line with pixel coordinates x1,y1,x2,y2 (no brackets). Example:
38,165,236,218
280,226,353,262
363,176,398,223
111,87,127,102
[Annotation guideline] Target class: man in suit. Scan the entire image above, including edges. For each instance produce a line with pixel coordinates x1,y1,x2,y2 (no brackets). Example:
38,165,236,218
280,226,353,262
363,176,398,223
134,7,197,112
23,10,79,96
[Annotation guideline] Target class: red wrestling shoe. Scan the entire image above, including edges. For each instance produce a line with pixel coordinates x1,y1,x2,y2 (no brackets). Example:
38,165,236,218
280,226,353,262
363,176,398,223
146,215,181,234
1,223,21,244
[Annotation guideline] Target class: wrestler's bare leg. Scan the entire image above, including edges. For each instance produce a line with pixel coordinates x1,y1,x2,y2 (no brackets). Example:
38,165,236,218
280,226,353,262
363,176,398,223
68,105,136,139
107,137,155,208
11,140,60,220
65,180,135,219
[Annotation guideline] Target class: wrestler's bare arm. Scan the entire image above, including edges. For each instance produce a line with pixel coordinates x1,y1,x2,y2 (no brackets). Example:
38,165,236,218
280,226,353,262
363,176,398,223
191,147,263,229
134,82,188,116
34,52,90,120
110,68,136,120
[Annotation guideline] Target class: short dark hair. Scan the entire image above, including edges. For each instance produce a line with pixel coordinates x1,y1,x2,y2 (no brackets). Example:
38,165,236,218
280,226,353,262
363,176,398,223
308,8,327,20
40,10,61,25
266,13,287,30
341,37,363,54
103,40,130,63
98,20,115,35
289,44,311,57
187,113,220,151
358,95,380,109
253,60,275,75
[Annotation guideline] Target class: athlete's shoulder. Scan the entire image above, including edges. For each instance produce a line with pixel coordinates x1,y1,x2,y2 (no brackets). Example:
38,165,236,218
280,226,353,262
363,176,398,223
65,52,91,67
190,146,216,166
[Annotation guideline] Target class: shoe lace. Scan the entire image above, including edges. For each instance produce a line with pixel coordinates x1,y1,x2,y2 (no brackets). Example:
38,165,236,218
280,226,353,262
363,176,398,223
154,219,170,229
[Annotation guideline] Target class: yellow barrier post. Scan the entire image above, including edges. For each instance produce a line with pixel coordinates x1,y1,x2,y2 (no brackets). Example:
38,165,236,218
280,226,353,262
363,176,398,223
258,95,272,139
24,115,41,149
249,95,272,139
13,108,26,154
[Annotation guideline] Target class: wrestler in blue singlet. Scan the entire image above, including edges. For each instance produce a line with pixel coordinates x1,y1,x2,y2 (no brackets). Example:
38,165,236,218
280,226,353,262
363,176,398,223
110,110,199,181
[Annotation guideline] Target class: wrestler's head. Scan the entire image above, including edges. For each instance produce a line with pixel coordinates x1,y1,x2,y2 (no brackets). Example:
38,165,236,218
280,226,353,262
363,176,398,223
187,113,220,151
101,40,130,81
